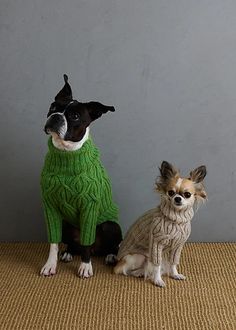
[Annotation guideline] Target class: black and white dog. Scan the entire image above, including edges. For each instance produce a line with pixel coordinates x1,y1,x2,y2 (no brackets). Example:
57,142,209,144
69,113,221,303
40,75,122,277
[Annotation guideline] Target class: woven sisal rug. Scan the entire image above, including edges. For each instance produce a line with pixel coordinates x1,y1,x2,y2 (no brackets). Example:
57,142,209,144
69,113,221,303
0,243,235,329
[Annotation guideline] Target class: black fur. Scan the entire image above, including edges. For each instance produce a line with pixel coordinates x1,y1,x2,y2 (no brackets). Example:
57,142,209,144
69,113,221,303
62,221,122,263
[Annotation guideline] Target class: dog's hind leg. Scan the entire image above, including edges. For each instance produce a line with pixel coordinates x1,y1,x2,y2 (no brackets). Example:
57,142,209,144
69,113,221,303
60,251,73,262
95,221,122,265
114,254,146,276
129,268,145,277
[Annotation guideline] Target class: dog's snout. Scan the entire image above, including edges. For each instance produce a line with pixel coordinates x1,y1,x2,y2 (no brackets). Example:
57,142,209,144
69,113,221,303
44,122,52,134
44,126,50,134
174,196,182,204
44,113,65,135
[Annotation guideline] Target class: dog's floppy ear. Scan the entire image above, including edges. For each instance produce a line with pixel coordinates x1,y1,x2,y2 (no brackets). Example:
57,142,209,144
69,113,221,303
54,74,73,104
159,161,179,181
189,165,207,183
86,102,115,121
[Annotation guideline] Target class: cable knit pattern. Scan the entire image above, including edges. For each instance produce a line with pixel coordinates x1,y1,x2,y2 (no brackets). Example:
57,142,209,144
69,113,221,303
117,198,194,265
41,136,119,245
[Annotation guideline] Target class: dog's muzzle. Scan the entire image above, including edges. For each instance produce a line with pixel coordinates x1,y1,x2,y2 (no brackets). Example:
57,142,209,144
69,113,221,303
174,195,182,206
44,113,67,138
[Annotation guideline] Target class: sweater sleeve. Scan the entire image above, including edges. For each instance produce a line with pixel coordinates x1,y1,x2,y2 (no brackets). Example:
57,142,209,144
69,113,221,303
149,218,170,265
42,199,63,243
169,244,185,265
79,201,100,246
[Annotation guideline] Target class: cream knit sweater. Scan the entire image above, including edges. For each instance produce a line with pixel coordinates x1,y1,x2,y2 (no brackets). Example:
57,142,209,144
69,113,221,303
117,199,194,266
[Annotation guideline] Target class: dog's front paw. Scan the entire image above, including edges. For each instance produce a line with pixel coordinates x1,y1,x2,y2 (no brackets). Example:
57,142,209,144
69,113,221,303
145,261,165,287
40,262,57,276
78,262,93,278
60,251,73,263
171,273,186,280
153,278,166,288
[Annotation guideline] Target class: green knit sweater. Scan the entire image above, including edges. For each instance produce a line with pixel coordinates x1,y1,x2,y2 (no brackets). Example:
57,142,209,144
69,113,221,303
40,137,119,245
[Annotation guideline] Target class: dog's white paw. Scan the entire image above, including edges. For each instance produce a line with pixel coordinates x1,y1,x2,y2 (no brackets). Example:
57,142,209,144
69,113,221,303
105,254,117,265
171,273,186,280
153,278,166,288
60,251,73,263
40,262,57,276
130,268,144,278
78,262,93,278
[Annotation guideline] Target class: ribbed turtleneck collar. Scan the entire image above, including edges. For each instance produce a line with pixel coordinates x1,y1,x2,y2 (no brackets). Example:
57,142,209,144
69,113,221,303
42,136,100,176
159,198,194,224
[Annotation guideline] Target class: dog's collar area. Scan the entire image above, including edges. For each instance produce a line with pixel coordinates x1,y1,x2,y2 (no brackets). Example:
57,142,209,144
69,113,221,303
51,127,90,151
159,199,194,224
44,136,100,176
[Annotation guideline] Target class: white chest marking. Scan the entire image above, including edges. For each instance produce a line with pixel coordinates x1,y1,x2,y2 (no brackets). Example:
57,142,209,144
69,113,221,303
52,127,90,151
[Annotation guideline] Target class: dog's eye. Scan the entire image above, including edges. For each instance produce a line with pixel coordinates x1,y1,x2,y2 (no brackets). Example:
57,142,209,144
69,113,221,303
183,192,191,199
68,112,80,121
168,190,175,197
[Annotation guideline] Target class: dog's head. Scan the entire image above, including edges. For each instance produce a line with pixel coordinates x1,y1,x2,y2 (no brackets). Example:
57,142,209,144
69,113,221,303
44,75,115,142
156,161,207,210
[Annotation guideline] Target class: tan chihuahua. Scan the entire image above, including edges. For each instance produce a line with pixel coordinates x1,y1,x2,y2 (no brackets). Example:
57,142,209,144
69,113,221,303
114,161,207,287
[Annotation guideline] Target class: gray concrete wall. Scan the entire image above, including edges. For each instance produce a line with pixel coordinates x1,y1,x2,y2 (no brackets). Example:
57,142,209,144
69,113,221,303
0,0,236,242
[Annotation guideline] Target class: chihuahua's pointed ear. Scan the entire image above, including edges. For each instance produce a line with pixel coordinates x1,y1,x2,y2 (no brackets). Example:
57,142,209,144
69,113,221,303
189,165,207,183
54,74,73,104
156,161,179,193
86,102,115,121
159,161,179,181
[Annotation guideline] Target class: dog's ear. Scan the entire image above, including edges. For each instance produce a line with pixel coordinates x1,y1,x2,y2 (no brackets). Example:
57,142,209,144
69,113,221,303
155,161,179,193
189,165,207,183
159,161,179,181
54,74,73,104
195,183,207,201
86,102,115,121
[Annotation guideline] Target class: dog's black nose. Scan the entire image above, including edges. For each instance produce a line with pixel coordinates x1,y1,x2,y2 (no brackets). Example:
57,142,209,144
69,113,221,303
44,113,65,134
174,196,182,204
44,122,52,134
